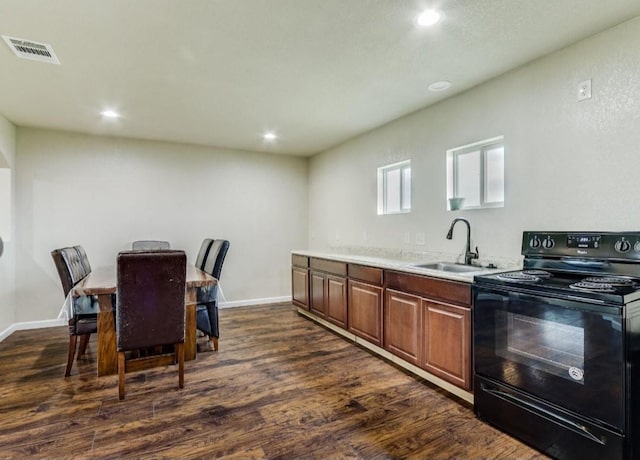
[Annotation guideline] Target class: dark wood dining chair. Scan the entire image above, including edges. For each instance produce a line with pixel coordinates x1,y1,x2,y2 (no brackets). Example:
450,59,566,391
131,240,170,250
116,249,187,400
51,246,98,377
196,239,230,351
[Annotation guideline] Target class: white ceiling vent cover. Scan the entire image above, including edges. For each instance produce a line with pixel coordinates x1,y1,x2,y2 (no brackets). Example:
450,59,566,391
2,35,60,64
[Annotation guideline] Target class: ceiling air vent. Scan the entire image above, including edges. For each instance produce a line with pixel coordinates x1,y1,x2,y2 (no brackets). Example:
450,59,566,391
2,35,60,64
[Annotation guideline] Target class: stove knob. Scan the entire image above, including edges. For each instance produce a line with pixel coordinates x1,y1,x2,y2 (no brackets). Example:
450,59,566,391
529,236,541,249
542,236,555,249
615,239,631,253
635,241,640,253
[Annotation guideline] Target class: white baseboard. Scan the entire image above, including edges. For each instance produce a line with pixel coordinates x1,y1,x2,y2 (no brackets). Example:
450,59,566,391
0,297,292,342
0,324,16,342
219,295,291,309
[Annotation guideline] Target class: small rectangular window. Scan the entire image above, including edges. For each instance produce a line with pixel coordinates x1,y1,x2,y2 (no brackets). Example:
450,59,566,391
377,160,411,215
447,137,504,210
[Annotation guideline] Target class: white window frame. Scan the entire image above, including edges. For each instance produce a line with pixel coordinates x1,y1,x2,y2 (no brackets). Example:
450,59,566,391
377,160,411,215
446,136,504,210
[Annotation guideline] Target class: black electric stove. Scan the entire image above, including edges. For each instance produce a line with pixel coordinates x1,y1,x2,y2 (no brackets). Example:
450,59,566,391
473,231,640,460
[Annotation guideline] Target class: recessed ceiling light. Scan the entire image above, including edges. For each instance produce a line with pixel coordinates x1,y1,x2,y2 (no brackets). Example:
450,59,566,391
428,80,451,92
101,110,120,119
416,9,443,27
263,131,277,141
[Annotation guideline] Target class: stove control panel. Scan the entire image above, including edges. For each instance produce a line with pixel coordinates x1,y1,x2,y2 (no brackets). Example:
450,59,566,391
522,231,640,260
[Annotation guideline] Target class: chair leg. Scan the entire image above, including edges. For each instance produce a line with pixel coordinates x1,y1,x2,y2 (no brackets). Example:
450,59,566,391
177,343,184,389
65,335,78,377
210,336,219,351
118,351,126,400
78,334,91,359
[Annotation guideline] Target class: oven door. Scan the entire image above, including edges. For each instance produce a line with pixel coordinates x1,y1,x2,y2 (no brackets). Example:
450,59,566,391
473,284,624,430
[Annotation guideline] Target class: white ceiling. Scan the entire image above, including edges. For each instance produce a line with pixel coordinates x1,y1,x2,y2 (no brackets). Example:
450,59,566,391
1,1,639,157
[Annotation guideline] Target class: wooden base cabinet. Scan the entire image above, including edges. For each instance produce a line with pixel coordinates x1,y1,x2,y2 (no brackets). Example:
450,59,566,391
308,258,348,327
291,255,309,310
384,289,422,366
348,280,383,346
310,271,327,317
311,272,348,327
421,300,471,390
326,275,347,328
292,258,473,397
386,270,473,391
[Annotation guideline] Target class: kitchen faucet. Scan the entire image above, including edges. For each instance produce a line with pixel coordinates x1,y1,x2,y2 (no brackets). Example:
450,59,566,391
446,217,479,265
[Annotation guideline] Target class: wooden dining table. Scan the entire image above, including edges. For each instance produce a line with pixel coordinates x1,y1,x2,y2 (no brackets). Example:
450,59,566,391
71,265,217,376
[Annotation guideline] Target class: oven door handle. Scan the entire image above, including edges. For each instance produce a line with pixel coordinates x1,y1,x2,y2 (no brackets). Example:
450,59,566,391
481,384,607,445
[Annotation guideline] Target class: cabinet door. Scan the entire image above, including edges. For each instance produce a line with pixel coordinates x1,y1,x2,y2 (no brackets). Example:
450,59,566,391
348,280,383,346
291,267,309,310
384,289,422,365
421,300,471,390
310,271,326,317
326,275,347,328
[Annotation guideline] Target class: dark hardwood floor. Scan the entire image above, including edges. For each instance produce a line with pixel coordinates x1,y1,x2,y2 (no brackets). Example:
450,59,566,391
0,303,546,459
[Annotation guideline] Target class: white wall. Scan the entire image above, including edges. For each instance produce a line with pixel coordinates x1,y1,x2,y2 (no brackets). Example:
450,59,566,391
309,17,640,262
14,128,307,322
0,114,16,335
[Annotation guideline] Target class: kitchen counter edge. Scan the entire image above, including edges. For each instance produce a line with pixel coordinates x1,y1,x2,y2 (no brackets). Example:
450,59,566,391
291,250,507,283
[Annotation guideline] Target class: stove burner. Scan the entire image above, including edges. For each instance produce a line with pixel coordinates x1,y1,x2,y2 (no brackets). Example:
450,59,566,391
496,272,542,282
522,270,552,278
570,281,617,293
583,276,635,287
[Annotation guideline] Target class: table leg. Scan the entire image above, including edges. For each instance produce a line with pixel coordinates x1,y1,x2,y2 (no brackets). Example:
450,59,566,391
97,293,117,376
185,288,197,361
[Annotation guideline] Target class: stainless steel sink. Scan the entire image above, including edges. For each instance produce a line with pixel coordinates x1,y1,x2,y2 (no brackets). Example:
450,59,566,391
411,262,482,273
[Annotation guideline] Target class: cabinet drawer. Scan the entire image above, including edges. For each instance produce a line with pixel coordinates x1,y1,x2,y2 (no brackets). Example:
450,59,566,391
291,254,309,268
348,264,383,286
386,270,471,306
310,258,347,276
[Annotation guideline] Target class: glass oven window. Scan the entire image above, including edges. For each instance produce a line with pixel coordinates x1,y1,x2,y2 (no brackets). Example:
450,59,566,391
497,311,585,384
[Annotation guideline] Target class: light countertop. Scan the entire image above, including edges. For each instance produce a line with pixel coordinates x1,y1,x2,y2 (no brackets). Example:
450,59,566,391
292,249,513,283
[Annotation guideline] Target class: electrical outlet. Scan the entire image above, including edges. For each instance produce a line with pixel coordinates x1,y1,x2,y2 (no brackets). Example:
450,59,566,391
577,79,592,101
416,232,426,245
